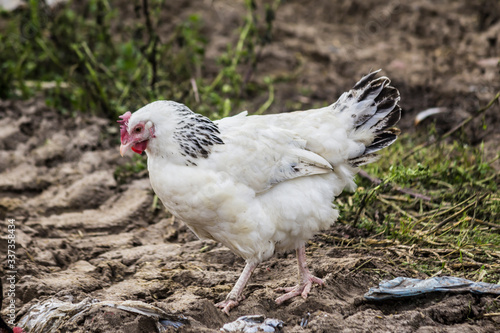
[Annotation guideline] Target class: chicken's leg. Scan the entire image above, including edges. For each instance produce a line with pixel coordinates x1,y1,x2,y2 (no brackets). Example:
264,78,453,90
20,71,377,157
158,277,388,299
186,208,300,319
216,261,257,315
275,245,324,304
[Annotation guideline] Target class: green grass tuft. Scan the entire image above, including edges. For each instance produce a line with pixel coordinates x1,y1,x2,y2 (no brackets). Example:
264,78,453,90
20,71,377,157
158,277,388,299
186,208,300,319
337,133,499,282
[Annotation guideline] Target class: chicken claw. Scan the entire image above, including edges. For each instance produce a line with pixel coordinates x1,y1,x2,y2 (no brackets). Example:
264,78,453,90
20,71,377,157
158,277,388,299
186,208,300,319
216,297,243,315
275,274,324,304
216,262,257,315
275,245,324,304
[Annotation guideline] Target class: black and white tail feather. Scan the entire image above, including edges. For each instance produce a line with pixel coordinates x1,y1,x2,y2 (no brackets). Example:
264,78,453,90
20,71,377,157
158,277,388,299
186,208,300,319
338,70,401,167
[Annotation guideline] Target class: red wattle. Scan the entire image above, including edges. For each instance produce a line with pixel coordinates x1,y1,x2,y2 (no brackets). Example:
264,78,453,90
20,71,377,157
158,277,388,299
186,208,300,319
131,140,149,154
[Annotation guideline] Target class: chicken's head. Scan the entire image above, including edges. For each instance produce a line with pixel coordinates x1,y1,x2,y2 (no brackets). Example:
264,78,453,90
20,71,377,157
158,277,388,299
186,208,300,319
118,101,223,162
118,111,156,156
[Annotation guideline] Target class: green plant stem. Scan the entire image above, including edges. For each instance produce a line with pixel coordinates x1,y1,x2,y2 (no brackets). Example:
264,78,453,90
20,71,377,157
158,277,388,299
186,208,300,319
36,37,62,68
209,5,253,91
81,41,114,78
254,81,274,115
142,0,159,90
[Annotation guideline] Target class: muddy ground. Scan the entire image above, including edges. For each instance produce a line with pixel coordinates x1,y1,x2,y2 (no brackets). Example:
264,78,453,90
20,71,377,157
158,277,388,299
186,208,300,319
1,0,500,332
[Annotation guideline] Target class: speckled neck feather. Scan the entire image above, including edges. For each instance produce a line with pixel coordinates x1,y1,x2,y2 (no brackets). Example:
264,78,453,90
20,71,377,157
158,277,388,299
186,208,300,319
172,105,224,165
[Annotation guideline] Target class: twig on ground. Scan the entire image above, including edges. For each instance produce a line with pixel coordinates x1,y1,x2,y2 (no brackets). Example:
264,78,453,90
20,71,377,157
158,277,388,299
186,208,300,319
438,220,464,235
472,218,500,230
348,258,374,275
353,184,380,226
358,170,431,201
428,193,489,234
378,196,419,221
424,195,473,220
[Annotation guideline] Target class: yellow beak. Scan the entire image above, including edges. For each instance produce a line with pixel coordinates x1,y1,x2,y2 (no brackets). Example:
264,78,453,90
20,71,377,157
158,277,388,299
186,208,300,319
120,143,132,157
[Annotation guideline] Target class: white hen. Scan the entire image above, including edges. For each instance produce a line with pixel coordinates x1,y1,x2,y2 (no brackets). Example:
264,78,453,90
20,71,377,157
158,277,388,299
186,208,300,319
118,70,401,314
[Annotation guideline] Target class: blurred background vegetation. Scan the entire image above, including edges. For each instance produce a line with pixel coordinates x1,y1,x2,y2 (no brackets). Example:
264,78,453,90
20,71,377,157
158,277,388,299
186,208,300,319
0,0,277,119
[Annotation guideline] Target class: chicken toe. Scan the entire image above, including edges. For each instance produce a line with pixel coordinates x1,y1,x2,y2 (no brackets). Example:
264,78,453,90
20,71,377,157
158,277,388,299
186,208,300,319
216,299,241,315
275,245,324,304
216,261,257,314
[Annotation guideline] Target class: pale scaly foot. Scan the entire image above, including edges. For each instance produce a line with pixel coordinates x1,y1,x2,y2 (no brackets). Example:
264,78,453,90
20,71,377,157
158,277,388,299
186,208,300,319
216,297,243,316
275,245,324,304
216,261,257,315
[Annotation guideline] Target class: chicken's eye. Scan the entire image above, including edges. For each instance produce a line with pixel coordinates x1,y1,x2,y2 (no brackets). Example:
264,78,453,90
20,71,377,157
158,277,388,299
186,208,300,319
134,127,142,133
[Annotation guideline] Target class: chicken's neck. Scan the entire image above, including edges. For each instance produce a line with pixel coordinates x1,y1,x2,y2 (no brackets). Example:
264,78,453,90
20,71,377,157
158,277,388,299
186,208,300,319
173,112,224,164
147,107,224,167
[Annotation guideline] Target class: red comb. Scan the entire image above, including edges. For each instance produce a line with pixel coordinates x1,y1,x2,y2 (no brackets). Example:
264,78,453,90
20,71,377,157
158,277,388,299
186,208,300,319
118,111,132,142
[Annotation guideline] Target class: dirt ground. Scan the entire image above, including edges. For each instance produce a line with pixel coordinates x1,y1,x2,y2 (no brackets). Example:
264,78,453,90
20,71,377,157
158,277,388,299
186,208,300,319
1,0,500,332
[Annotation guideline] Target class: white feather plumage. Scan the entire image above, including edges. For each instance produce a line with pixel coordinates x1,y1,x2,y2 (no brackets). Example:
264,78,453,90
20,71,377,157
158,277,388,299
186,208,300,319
121,70,401,313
